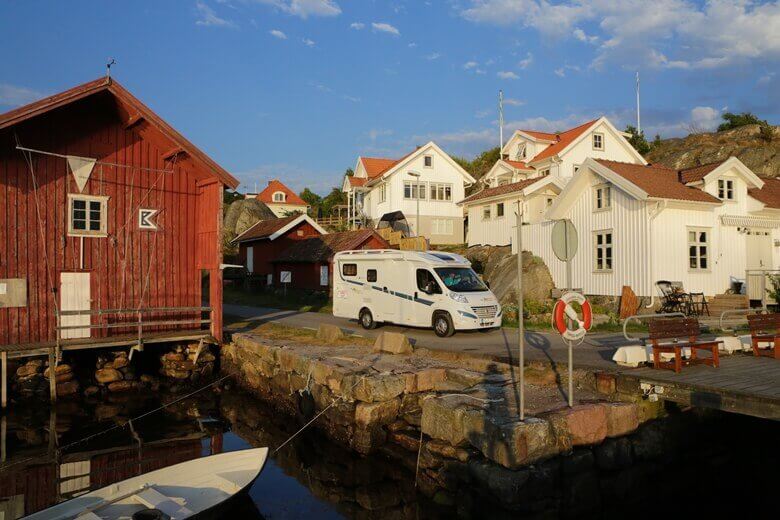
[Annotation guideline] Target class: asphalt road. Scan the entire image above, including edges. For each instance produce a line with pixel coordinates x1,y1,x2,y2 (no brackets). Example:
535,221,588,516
224,304,640,371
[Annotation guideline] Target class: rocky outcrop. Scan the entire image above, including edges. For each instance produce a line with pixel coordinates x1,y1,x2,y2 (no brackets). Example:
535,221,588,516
463,245,555,304
159,343,216,384
223,198,277,255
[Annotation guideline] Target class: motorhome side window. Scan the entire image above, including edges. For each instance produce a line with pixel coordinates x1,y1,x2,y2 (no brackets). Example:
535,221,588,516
342,263,357,276
416,269,441,294
367,269,377,282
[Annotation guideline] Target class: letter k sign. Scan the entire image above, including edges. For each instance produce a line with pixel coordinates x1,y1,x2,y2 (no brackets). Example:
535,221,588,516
138,208,159,230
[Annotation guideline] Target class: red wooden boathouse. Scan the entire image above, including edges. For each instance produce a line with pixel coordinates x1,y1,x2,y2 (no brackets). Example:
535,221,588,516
0,77,239,361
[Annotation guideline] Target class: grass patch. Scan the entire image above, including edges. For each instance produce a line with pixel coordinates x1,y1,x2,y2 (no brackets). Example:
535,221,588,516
224,319,374,347
223,285,332,313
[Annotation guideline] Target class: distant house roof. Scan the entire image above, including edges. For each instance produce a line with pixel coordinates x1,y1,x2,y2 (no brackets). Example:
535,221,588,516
460,177,548,204
360,157,402,178
679,161,727,184
529,119,599,162
504,160,534,171
346,176,367,187
258,179,307,206
0,77,239,188
232,213,326,243
273,229,388,263
749,177,780,209
595,160,721,203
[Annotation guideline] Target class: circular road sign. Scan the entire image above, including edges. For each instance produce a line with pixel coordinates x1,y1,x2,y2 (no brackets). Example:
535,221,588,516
551,219,578,262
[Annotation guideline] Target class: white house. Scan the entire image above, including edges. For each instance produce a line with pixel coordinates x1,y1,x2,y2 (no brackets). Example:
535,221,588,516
521,157,780,300
342,142,476,244
463,117,646,247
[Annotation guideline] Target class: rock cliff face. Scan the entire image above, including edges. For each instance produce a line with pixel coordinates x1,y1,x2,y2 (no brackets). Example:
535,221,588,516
223,198,277,255
645,124,780,176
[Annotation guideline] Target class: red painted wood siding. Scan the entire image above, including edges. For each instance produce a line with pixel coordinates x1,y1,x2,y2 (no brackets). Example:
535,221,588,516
238,221,321,278
0,97,225,346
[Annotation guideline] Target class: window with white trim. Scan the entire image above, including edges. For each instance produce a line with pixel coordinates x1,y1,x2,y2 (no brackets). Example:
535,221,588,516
482,206,491,220
688,228,709,270
593,231,613,271
67,194,108,237
403,181,426,200
432,219,453,235
272,191,286,202
718,179,735,200
379,183,386,203
540,168,550,176
424,155,433,168
546,197,554,207
429,182,452,201
594,185,611,210
516,143,526,160
592,133,604,151
496,202,505,218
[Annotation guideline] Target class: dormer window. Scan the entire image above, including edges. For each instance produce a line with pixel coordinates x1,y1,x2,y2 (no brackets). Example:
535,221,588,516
718,179,735,200
516,143,526,160
424,155,433,168
273,191,286,203
592,133,604,151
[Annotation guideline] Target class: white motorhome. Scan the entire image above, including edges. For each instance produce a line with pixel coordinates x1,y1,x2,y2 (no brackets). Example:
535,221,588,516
332,250,502,337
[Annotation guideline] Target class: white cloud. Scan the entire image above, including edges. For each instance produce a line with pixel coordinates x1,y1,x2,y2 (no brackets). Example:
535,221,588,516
368,128,393,142
554,68,565,78
475,109,491,119
372,22,400,36
553,64,580,77
0,83,45,107
504,98,525,106
269,29,287,39
408,42,417,48
425,52,441,61
255,0,341,19
302,37,315,46
573,27,598,44
518,52,533,69
497,71,519,80
350,22,365,30
342,94,361,103
690,106,721,131
463,61,479,70
195,1,236,28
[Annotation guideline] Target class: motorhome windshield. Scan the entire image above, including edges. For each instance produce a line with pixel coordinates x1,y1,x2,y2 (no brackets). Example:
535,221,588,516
434,268,488,293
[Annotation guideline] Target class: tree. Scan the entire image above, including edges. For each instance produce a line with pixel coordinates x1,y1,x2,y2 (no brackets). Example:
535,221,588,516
223,189,245,205
321,187,347,216
717,112,768,132
299,187,322,207
624,125,651,155
652,134,662,149
345,167,354,177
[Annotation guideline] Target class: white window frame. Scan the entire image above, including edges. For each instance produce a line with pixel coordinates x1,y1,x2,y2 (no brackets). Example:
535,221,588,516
379,183,386,203
593,230,613,272
272,191,286,203
429,182,452,201
496,202,505,218
67,194,109,237
482,206,491,220
403,180,427,200
423,155,434,168
592,132,604,151
688,227,710,271
717,178,735,201
540,168,550,176
594,184,612,211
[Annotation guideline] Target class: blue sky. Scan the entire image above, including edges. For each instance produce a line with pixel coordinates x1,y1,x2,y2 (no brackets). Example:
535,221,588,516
1,1,778,195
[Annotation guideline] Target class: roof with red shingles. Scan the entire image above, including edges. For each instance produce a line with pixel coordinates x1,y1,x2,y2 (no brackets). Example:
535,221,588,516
460,176,548,204
233,215,297,242
678,161,727,184
273,229,389,263
529,120,600,162
749,177,780,209
361,157,401,178
504,160,534,170
258,179,307,206
595,160,721,203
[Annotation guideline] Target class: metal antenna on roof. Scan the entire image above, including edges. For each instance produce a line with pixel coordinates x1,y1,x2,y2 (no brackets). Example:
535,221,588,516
499,90,505,152
635,71,641,135
106,58,116,80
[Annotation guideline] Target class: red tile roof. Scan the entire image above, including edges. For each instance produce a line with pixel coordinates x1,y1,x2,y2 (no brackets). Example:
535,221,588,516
529,120,599,162
346,176,367,187
504,160,534,170
749,177,780,209
361,157,401,178
595,160,721,203
520,130,558,141
258,179,307,206
233,215,299,242
273,229,389,263
460,176,548,204
678,161,726,184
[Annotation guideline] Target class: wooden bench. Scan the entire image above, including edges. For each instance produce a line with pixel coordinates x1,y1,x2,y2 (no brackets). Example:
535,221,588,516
747,313,780,359
649,317,720,373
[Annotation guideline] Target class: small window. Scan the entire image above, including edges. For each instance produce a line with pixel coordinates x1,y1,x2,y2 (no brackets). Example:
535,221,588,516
718,179,735,200
496,203,505,218
592,133,604,151
404,181,426,200
416,269,441,294
546,197,554,207
429,183,452,201
594,185,611,210
367,269,377,282
379,183,387,203
296,229,304,237
68,194,108,237
688,229,709,270
342,263,357,276
540,168,550,176
273,191,286,202
594,231,613,271
424,155,433,168
482,206,491,220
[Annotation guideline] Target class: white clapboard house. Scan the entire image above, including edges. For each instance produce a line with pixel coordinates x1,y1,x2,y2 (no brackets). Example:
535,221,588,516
520,157,780,300
342,142,476,244
462,117,646,247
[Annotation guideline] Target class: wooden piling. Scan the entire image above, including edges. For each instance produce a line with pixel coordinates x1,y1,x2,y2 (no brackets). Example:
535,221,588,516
1,351,7,409
48,348,57,403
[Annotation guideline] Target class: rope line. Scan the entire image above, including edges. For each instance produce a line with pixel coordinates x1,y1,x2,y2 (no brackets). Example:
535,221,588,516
15,145,175,173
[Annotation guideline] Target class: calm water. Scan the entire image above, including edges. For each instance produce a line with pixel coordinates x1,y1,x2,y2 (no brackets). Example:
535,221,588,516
1,386,778,519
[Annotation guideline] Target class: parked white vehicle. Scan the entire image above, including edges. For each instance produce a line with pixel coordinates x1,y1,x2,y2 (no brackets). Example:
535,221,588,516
333,249,501,337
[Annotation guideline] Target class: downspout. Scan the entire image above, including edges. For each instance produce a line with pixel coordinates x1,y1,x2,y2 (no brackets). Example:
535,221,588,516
646,200,665,307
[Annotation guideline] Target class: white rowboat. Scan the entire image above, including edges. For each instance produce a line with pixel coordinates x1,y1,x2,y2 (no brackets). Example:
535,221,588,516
25,447,269,520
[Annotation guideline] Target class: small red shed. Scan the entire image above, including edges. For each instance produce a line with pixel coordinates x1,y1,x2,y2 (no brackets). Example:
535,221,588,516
0,77,239,352
273,229,390,290
233,214,326,284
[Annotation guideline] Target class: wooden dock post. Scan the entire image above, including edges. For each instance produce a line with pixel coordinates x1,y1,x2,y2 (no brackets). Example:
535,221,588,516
48,348,57,403
1,351,7,409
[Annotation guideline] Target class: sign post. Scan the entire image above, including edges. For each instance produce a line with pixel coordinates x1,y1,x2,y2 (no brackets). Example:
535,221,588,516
280,271,292,298
550,220,580,407
516,201,525,420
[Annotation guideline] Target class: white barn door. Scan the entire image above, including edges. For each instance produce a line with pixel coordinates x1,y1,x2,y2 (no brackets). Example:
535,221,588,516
746,231,774,301
60,272,91,339
246,246,254,274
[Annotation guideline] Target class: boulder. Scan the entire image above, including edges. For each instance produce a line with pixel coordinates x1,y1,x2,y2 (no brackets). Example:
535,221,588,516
113,356,129,369
56,380,80,397
372,332,413,355
465,415,557,469
316,323,345,342
351,374,406,403
355,399,401,426
549,404,608,447
16,363,40,378
164,352,185,362
468,248,554,305
388,430,421,452
83,385,101,397
603,402,639,437
420,396,479,447
95,368,123,385
44,364,72,379
108,380,136,393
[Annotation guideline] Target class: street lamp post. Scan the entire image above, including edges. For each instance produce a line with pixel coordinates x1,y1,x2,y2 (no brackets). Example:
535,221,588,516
408,172,421,237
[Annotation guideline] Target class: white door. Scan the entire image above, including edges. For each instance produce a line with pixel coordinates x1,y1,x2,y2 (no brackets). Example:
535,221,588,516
320,265,329,286
60,272,91,339
746,231,774,300
246,246,254,273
